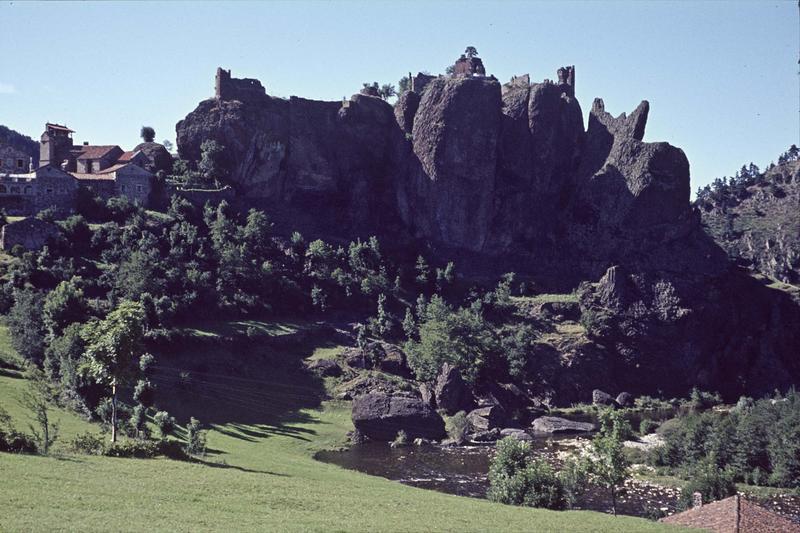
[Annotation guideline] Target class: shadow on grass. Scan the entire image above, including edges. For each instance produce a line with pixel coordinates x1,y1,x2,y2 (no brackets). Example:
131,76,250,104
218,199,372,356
147,327,336,447
193,457,289,477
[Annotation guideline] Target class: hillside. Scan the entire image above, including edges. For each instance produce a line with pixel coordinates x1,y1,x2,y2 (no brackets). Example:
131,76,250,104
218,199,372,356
698,159,800,285
0,325,674,532
0,124,39,167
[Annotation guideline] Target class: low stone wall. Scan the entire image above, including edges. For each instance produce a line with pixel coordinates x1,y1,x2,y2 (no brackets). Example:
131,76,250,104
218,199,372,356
170,185,235,207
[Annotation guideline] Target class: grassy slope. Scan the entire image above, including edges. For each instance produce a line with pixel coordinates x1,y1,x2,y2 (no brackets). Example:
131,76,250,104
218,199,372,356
0,325,681,532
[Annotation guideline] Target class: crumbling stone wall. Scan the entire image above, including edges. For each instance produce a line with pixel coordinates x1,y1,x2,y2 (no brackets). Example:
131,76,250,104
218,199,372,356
0,217,59,251
215,68,267,102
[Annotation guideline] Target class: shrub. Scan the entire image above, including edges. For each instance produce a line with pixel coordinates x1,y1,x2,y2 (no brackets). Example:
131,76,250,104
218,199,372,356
185,417,206,456
153,411,176,439
678,460,736,510
445,411,469,445
0,407,37,454
487,437,566,510
392,430,409,447
70,432,105,455
640,419,659,435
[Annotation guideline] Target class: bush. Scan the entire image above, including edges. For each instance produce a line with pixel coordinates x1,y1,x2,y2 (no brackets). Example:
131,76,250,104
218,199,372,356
101,438,188,460
639,419,659,435
392,430,409,447
445,411,469,445
0,408,37,454
678,460,736,510
487,437,566,510
153,411,176,439
185,417,206,456
70,432,105,455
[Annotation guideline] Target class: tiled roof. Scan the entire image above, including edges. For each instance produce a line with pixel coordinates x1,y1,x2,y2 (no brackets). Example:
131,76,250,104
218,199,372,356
96,163,128,174
117,151,135,162
661,495,800,532
46,123,74,133
75,145,121,160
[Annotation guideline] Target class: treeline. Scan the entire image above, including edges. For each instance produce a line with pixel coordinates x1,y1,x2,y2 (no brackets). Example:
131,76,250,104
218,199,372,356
695,144,798,209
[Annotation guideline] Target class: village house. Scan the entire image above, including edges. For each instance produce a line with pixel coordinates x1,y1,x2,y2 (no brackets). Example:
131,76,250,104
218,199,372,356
0,123,156,215
0,145,31,173
0,217,60,251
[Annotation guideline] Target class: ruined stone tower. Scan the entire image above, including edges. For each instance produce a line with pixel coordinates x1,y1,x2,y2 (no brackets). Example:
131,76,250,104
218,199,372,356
215,67,267,102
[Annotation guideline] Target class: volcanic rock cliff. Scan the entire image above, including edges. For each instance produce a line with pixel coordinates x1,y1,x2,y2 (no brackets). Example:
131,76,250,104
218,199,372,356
176,59,800,399
177,62,713,282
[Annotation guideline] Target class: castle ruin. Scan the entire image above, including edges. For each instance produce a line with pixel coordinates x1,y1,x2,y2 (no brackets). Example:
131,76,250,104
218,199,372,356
215,68,267,102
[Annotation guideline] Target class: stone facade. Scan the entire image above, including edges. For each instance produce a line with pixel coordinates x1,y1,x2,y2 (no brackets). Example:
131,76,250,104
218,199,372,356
0,217,60,251
0,165,78,215
453,55,486,77
73,163,152,204
0,145,31,173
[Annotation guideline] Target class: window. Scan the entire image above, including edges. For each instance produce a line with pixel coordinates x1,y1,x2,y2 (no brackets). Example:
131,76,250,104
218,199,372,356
16,159,23,169
46,187,53,194
24,186,32,195
136,185,143,193
10,186,20,194
120,184,126,192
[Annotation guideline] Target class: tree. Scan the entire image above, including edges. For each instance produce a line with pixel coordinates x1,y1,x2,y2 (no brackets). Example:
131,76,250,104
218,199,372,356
140,126,155,143
81,301,146,442
588,409,631,516
43,278,87,339
162,139,174,153
20,367,59,455
7,290,46,365
465,46,478,58
198,139,226,186
415,255,430,285
379,83,397,100
398,75,411,94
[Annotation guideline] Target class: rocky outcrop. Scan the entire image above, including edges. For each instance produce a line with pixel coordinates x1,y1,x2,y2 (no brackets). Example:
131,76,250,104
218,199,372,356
434,363,475,415
351,392,446,441
133,142,173,174
592,389,616,407
306,358,342,377
531,416,595,434
467,405,506,432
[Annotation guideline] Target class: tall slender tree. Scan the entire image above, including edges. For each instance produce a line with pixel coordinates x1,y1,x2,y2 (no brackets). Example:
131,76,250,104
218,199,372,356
81,301,146,442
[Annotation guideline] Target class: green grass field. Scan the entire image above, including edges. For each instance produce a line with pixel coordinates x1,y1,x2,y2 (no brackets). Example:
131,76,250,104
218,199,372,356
0,324,682,532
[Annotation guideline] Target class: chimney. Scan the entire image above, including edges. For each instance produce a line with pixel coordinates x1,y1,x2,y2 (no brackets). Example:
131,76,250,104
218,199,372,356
83,141,89,146
692,492,703,508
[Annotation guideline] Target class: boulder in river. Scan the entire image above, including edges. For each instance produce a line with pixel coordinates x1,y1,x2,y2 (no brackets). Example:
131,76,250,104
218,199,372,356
466,405,506,432
531,416,595,434
500,428,534,441
351,392,446,441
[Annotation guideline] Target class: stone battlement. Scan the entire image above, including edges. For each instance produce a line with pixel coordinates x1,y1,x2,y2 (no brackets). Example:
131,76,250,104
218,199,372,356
215,68,267,102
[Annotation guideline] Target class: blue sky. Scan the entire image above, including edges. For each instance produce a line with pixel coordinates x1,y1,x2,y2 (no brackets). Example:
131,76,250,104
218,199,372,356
1,1,797,191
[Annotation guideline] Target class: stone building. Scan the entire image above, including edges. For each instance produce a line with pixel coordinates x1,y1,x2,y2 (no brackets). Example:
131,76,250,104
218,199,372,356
0,217,60,251
215,68,267,102
453,54,486,77
0,145,31,173
72,162,152,204
0,123,156,214
0,164,79,215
